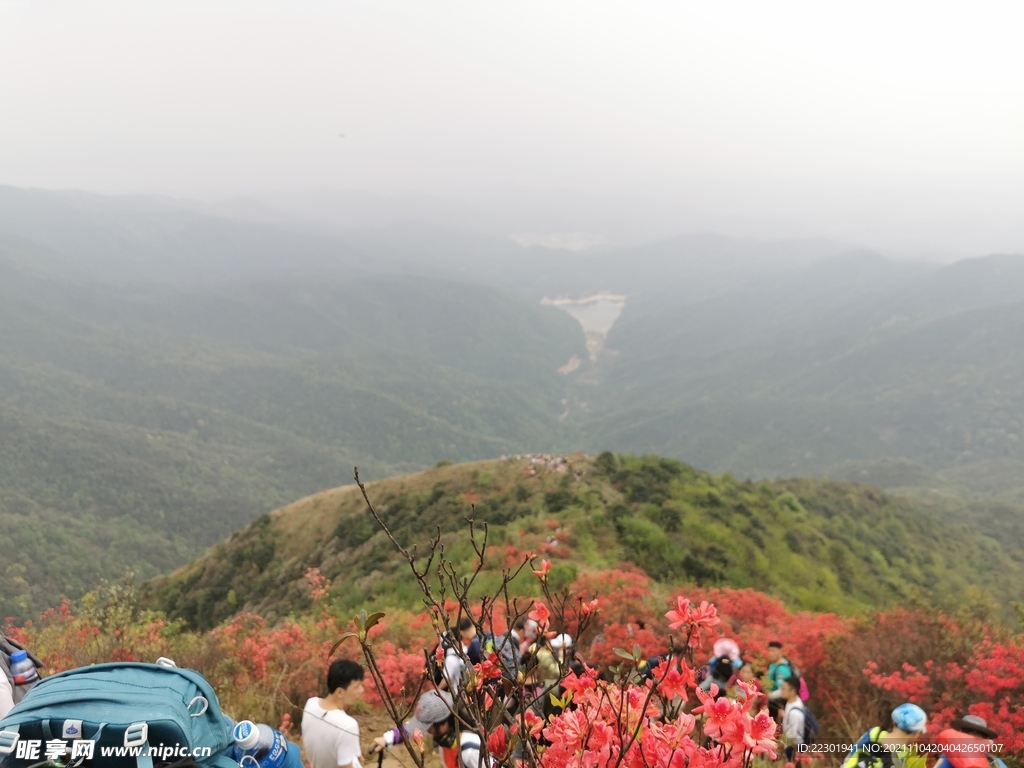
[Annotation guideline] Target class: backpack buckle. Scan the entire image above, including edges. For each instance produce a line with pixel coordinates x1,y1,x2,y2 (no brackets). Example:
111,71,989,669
187,695,209,716
124,723,149,748
0,730,19,755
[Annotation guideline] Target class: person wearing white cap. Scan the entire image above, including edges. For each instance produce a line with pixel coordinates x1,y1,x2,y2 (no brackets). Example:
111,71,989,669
370,690,494,768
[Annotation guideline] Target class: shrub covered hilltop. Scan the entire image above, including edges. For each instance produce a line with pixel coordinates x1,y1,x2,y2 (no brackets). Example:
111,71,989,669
146,453,1021,629
6,453,1023,751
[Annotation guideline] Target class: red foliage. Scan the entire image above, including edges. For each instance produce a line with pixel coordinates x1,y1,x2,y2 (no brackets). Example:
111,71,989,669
7,567,1023,758
367,640,426,707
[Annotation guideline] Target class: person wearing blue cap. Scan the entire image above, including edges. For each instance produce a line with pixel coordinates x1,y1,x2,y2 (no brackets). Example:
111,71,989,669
842,703,928,768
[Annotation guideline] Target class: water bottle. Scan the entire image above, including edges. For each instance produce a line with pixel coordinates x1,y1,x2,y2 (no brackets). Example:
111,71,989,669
232,721,288,768
9,650,38,685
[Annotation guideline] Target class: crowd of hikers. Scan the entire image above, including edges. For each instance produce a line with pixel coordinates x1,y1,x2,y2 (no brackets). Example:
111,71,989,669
0,624,1010,768
315,624,1005,768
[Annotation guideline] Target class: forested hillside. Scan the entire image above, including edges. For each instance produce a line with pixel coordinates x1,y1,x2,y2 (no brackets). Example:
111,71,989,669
586,252,1024,479
0,243,586,619
5,186,1024,622
144,454,1024,630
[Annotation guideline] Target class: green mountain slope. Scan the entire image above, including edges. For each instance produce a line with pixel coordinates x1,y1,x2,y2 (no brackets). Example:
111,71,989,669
580,252,1024,479
7,186,1024,624
143,454,1024,631
0,255,586,620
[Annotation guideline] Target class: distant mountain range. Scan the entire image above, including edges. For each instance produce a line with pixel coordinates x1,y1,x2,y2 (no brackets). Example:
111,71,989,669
2,184,1023,619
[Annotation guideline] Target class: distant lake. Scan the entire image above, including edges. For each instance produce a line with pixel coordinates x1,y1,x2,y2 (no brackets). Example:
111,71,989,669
557,298,624,334
542,293,626,359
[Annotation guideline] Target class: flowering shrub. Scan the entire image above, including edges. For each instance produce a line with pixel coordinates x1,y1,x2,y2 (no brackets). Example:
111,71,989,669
5,567,1022,758
817,605,1023,750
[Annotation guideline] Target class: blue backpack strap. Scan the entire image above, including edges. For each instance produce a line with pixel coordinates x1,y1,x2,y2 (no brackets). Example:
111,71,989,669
0,725,19,756
122,722,152,768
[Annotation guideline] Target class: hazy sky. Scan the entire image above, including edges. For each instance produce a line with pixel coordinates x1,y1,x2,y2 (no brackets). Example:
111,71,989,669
1,1,1022,255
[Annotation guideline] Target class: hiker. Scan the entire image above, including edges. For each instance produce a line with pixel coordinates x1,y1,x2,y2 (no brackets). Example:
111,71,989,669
640,641,686,680
732,660,766,709
372,690,495,768
538,657,587,726
301,659,366,768
509,619,524,654
435,624,470,695
529,633,572,691
842,703,928,768
637,642,688,719
765,641,793,701
0,665,12,718
518,618,539,656
481,628,526,692
733,659,760,688
699,656,735,697
712,638,741,669
458,617,481,665
0,633,42,718
779,676,806,759
935,715,1007,768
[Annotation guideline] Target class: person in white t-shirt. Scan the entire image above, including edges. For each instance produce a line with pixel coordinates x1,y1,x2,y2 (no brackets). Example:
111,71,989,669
779,676,806,760
302,659,366,768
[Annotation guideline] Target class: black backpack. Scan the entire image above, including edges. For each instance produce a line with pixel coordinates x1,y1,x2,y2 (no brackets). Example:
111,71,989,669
802,703,821,745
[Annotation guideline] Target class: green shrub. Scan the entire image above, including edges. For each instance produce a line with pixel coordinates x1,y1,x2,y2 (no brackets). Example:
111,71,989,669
544,489,576,513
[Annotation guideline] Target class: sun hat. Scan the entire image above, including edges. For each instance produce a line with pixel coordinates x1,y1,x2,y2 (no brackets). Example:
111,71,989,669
950,715,997,740
713,638,741,661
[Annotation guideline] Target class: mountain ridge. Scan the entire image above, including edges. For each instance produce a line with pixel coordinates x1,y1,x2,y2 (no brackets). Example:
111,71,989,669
142,454,1024,631
5,185,1024,622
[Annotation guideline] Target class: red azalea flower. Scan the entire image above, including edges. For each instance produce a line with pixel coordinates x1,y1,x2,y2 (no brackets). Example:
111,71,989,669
529,602,551,626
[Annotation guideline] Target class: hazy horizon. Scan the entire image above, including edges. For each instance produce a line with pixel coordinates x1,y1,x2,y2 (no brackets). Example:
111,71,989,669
2,1,1023,259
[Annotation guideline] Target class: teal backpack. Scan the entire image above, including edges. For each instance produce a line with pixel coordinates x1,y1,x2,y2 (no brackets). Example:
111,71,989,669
0,663,237,768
